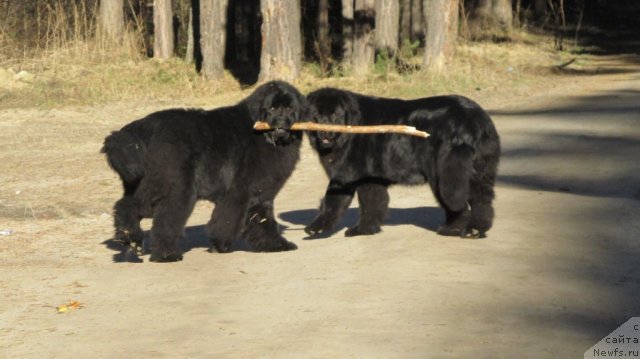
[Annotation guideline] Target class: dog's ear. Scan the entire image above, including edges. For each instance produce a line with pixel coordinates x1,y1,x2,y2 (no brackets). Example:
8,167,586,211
246,82,279,122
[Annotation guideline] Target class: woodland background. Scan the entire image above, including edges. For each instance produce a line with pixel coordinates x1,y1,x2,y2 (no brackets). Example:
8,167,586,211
0,0,637,108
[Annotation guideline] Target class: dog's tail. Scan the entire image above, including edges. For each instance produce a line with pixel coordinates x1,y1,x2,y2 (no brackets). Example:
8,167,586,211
101,130,147,194
437,136,475,212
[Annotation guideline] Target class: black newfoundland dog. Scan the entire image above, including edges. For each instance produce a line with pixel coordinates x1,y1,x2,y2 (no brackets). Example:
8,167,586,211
102,81,305,262
305,88,500,239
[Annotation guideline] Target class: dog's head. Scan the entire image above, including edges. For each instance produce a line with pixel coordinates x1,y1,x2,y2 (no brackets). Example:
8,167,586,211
247,81,306,146
306,88,360,152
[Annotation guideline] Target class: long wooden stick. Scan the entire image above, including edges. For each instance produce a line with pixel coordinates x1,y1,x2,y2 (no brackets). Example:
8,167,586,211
253,121,429,138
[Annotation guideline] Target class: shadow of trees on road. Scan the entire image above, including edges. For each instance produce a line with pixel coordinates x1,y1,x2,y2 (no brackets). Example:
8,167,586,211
490,85,640,344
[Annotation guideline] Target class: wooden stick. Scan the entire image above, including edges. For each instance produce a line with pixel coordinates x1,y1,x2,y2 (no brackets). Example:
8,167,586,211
253,121,429,138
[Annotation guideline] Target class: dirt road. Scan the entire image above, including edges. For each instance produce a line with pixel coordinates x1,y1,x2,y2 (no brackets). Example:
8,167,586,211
1,56,639,358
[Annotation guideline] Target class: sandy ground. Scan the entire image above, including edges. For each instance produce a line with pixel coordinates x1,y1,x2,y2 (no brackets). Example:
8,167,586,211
1,55,639,358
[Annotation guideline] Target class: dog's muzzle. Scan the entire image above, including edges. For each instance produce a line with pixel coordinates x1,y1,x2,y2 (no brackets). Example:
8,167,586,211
268,128,291,145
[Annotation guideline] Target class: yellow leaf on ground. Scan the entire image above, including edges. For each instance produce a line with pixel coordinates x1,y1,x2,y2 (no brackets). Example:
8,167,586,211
56,301,82,313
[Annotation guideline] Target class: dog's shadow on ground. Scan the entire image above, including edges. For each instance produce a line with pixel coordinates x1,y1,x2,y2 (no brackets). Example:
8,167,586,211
102,206,443,262
279,206,444,239
102,225,253,263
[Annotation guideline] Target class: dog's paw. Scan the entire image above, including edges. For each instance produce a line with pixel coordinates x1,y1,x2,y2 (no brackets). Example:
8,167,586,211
460,227,486,239
115,227,143,247
129,242,144,256
257,239,298,252
149,252,183,262
436,224,463,237
345,225,381,237
150,246,183,262
304,221,331,236
209,238,232,253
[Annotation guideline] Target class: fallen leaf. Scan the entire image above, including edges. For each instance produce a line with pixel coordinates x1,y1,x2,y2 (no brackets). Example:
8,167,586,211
56,301,82,313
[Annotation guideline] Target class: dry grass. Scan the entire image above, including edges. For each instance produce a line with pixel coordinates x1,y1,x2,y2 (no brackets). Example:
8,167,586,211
0,6,588,111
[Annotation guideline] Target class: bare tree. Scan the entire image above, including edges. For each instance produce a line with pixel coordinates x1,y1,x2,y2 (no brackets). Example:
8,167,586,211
352,0,375,76
99,0,124,42
317,0,330,61
259,0,302,82
200,0,228,79
400,0,411,44
153,0,174,59
412,0,426,43
492,0,513,30
534,0,547,19
186,4,195,63
423,0,459,73
375,0,399,55
342,0,355,65
467,0,513,37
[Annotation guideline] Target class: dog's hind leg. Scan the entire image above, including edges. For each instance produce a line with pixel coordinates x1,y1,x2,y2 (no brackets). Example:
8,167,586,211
113,196,145,254
433,186,471,237
244,201,297,252
304,181,355,236
427,158,470,237
464,167,496,239
345,182,389,237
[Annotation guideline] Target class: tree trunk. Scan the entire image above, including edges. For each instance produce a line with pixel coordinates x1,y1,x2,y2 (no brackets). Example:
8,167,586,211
375,0,399,55
317,0,330,61
342,0,354,64
468,0,512,36
258,0,302,82
534,0,547,19
491,0,513,32
200,0,228,79
352,0,375,76
153,0,174,59
412,0,425,43
99,0,124,42
400,0,411,45
423,0,459,73
186,6,194,63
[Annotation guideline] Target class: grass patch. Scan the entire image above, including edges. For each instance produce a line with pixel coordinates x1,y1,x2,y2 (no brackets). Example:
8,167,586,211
0,29,590,110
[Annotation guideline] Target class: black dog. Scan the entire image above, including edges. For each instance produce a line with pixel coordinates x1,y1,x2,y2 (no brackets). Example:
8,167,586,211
102,81,305,262
305,88,500,238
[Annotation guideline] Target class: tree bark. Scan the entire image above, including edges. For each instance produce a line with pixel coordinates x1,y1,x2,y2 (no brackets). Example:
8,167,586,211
375,0,399,55
200,0,228,79
400,0,411,45
412,0,425,43
317,0,330,61
342,0,354,64
258,0,302,82
352,0,375,76
491,0,513,31
423,0,459,73
467,0,512,36
534,0,547,19
153,0,174,59
99,0,124,42
186,6,194,63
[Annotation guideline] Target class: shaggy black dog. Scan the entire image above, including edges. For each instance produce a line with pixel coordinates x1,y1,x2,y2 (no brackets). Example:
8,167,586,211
102,81,305,262
305,88,500,239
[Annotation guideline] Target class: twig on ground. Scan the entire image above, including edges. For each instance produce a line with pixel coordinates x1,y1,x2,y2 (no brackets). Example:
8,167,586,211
557,58,576,69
